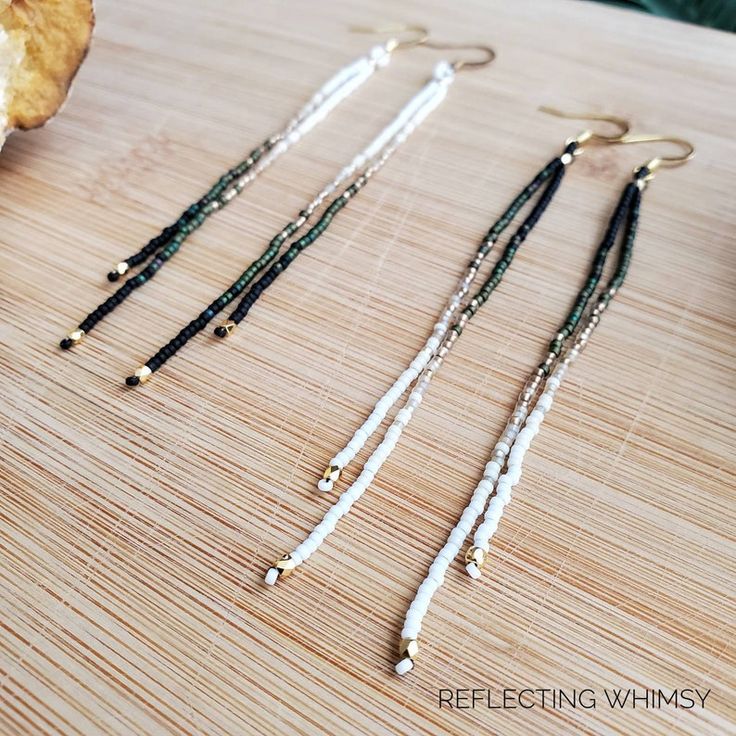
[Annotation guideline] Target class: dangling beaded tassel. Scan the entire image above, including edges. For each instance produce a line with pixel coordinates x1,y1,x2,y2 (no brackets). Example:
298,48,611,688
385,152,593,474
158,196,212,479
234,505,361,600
211,63,456,345
59,43,394,351
316,145,577,493
124,62,454,385
394,167,644,676
265,140,578,587
469,173,642,569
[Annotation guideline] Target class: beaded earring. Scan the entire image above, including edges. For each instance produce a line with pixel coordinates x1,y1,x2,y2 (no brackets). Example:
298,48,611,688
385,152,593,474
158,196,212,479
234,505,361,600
59,25,428,353
395,131,694,676
121,41,495,386
264,112,634,587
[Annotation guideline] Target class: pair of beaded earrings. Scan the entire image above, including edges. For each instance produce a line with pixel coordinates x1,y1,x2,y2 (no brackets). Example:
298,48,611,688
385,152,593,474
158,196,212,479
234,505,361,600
262,111,694,676
58,21,694,676
58,26,494,387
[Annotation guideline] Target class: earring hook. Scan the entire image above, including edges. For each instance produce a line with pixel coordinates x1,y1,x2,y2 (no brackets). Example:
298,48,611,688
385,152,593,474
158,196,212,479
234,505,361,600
349,23,429,52
615,133,695,176
539,106,631,146
422,40,496,72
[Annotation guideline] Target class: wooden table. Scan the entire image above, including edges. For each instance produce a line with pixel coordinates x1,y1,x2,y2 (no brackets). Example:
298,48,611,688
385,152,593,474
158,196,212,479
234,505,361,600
1,0,734,734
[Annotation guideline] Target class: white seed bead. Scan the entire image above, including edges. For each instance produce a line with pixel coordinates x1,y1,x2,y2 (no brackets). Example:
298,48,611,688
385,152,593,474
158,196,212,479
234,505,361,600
466,563,481,580
395,658,414,676
264,568,278,586
396,408,413,425
484,460,502,476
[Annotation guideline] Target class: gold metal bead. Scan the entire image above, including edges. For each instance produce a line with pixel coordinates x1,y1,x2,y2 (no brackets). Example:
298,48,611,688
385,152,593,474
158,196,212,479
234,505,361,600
67,329,85,344
399,638,419,661
134,365,152,383
322,464,341,482
273,553,296,578
114,261,129,276
465,546,486,568
220,320,237,336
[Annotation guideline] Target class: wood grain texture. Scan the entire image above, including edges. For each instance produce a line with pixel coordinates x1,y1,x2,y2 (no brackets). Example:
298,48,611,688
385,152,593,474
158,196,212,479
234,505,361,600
0,0,734,734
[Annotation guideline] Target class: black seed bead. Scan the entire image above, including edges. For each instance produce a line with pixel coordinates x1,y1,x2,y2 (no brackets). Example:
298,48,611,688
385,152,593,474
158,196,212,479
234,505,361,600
59,338,73,350
125,375,140,386
149,178,358,372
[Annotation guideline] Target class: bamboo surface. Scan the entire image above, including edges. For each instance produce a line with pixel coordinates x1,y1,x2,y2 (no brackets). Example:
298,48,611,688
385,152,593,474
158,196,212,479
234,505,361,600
1,1,735,734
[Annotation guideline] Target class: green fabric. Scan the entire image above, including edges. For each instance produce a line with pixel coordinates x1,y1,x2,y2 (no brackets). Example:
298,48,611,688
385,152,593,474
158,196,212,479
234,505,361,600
596,0,736,31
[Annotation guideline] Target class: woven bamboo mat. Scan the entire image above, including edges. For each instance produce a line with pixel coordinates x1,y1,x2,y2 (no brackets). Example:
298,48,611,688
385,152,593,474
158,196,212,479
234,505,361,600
0,0,734,734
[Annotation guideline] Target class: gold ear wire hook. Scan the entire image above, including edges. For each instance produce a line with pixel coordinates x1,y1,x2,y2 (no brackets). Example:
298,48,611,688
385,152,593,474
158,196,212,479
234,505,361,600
615,133,695,177
422,41,496,72
539,106,631,146
349,24,429,52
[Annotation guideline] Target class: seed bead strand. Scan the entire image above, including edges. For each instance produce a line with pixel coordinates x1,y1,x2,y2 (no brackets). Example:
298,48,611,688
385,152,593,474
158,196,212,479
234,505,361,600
265,143,573,589
317,149,570,493
469,177,641,559
112,47,385,279
108,139,275,282
123,62,441,385
214,63,455,342
60,44,393,351
468,175,641,571
460,175,637,571
391,171,643,676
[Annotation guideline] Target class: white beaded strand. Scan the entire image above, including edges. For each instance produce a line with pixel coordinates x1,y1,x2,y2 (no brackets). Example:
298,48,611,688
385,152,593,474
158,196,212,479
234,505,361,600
265,62,457,586
470,287,613,559
469,374,563,565
260,50,441,236
394,245,626,674
216,45,393,206
392,371,542,673
393,368,572,674
317,162,495,492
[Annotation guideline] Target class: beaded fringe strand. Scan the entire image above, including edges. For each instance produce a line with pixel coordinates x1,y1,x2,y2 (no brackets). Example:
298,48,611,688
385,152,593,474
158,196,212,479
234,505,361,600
124,62,456,385
60,43,395,351
394,167,644,675
265,141,579,587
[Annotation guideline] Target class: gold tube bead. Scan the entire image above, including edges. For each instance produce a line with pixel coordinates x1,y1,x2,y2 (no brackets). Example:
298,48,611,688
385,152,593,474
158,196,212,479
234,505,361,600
215,320,237,338
399,638,419,661
60,328,85,350
126,365,152,387
266,554,296,584
465,546,487,568
322,464,341,482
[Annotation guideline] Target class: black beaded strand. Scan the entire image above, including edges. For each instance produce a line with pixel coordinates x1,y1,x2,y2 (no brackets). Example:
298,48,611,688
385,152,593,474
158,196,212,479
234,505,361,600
124,145,575,384
452,147,572,340
60,139,277,351
108,139,274,281
530,165,641,378
215,178,364,333
123,178,360,384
